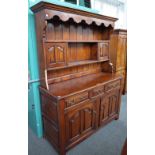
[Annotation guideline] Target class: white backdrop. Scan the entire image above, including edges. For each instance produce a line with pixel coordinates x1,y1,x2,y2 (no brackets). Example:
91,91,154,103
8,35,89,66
91,0,127,29
29,0,127,29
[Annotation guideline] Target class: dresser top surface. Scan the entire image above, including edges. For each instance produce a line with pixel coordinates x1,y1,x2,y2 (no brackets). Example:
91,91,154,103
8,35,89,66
31,1,117,22
49,73,121,98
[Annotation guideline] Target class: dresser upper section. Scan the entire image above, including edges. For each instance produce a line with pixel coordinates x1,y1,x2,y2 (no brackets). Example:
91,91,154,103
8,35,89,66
31,1,118,89
31,1,118,28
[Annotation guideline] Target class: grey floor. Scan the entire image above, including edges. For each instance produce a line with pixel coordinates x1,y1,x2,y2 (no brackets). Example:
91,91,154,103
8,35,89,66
29,95,127,155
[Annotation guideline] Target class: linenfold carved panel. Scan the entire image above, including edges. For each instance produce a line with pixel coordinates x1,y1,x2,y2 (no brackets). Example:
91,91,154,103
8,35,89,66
45,9,115,27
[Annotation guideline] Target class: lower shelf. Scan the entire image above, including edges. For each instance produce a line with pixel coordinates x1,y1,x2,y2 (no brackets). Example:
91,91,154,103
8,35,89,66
68,60,106,66
47,60,108,71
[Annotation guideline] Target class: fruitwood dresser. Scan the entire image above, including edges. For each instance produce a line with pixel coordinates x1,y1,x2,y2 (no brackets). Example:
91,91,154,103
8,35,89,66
31,2,123,155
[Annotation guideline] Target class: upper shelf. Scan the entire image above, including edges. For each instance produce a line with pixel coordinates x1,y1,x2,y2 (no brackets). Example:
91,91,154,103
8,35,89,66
31,1,118,28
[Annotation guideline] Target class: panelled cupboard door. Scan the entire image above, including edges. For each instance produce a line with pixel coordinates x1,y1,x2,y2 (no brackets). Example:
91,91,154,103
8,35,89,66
116,35,127,71
44,43,67,68
65,99,99,146
100,89,120,125
98,42,109,61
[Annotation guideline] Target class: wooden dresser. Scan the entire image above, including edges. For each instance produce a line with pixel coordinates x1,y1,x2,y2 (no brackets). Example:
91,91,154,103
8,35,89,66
109,29,127,94
31,2,123,155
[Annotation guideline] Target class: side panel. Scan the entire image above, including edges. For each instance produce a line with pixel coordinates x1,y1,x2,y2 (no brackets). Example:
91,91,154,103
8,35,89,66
40,91,59,150
116,35,127,71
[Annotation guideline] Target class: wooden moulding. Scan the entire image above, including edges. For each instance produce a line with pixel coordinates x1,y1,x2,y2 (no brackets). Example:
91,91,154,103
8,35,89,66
31,1,118,28
113,29,127,34
44,9,114,27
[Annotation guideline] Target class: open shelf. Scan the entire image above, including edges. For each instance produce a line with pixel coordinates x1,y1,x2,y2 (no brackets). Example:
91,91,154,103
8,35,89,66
45,40,109,43
47,59,108,71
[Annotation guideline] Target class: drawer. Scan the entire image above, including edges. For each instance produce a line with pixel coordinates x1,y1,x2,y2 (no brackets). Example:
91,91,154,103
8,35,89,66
105,80,121,92
65,92,89,108
89,85,104,98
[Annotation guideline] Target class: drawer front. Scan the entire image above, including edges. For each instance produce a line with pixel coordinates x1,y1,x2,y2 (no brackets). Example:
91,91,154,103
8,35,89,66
105,80,121,92
89,85,104,98
65,92,89,108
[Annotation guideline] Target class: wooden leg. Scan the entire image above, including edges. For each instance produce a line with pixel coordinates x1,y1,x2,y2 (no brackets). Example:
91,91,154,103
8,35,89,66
59,150,66,155
122,90,126,95
58,101,66,155
115,116,119,120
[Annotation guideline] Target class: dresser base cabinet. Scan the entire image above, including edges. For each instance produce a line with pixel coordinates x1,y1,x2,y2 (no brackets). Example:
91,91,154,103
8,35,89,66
40,74,122,155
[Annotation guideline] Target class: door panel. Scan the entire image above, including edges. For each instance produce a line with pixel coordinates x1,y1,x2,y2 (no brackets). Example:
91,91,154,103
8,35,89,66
116,35,127,70
100,89,120,125
83,108,93,131
44,43,67,68
100,97,109,122
109,93,118,117
55,45,65,62
68,111,81,140
48,45,55,63
65,99,99,146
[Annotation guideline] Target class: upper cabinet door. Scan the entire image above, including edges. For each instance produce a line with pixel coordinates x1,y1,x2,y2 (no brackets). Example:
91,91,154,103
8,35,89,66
116,35,127,70
98,42,109,61
44,43,67,68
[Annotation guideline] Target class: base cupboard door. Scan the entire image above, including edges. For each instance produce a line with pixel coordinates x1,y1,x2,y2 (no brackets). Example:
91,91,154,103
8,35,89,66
100,89,120,126
65,99,99,147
